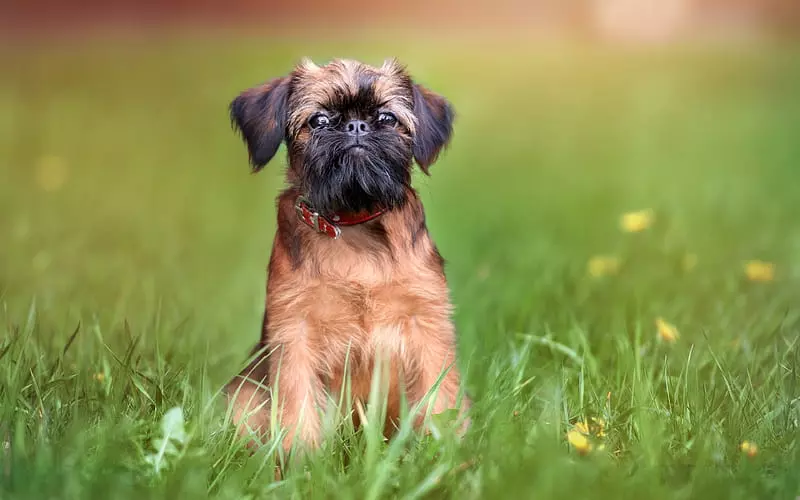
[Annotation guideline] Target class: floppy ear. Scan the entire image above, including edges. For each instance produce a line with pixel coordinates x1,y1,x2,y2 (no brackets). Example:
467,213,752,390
229,76,291,171
412,84,454,174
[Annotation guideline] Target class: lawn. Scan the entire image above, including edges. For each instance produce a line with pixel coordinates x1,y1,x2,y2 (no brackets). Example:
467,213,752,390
1,35,800,499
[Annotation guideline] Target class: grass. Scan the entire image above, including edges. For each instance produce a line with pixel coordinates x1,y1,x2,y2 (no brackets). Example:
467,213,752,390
1,34,800,499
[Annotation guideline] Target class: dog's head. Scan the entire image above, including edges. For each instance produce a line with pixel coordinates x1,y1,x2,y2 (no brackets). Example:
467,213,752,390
230,58,454,214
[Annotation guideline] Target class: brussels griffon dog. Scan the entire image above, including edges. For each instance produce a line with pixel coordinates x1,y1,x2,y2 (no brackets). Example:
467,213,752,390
226,58,470,452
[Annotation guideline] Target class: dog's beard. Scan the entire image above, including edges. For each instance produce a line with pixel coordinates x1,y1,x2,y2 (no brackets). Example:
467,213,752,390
300,132,412,215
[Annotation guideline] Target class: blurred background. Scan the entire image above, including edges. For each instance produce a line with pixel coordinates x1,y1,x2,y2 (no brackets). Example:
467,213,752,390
1,0,799,378
3,6,800,496
3,0,800,39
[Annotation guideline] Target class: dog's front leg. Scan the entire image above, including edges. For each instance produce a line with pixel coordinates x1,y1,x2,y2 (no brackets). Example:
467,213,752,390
269,334,325,454
407,318,471,433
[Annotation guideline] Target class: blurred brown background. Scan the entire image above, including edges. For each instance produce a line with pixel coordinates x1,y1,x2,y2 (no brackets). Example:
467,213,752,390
2,0,799,40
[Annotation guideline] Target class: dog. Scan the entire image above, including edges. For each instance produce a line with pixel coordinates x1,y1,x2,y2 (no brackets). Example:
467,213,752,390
225,58,470,453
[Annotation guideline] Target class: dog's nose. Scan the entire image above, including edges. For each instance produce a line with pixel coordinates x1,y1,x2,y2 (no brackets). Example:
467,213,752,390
345,120,370,136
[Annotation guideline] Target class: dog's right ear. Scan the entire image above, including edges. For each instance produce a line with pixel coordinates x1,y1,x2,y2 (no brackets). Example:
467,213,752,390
411,84,454,175
229,76,291,171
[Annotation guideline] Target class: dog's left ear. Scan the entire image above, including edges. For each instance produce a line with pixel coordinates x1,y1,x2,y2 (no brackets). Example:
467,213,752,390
412,84,454,174
230,76,291,172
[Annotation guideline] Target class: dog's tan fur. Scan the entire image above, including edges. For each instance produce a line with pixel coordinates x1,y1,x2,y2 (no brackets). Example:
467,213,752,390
287,59,417,137
226,59,469,453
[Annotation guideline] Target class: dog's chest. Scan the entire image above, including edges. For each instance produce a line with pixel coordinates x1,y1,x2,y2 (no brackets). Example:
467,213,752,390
300,249,449,347
312,271,431,334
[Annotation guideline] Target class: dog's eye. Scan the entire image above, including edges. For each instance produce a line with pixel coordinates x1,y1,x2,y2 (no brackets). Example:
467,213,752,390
377,112,397,127
309,114,330,129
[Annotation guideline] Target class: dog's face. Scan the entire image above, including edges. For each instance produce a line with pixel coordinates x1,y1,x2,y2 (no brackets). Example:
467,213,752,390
230,59,454,214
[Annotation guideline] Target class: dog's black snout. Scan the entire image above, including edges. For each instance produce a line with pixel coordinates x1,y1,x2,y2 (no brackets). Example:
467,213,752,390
345,120,370,136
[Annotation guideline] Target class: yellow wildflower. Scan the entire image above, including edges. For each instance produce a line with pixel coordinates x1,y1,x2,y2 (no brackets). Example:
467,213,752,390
588,255,620,278
620,209,655,233
568,417,607,455
35,155,69,193
574,417,607,438
656,317,679,343
744,261,775,282
591,417,607,438
740,441,758,458
567,429,591,455
94,372,106,383
574,420,590,435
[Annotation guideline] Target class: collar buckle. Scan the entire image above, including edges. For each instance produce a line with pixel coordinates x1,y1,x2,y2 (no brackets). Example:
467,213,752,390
295,196,342,240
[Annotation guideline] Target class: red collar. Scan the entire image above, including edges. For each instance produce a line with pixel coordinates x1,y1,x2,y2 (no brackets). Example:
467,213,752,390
294,196,386,239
